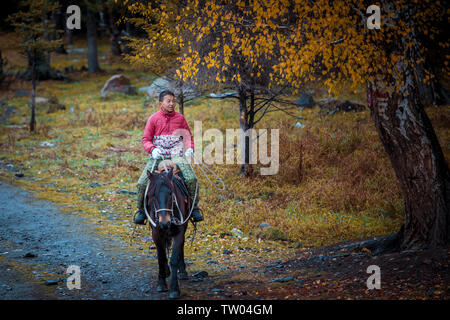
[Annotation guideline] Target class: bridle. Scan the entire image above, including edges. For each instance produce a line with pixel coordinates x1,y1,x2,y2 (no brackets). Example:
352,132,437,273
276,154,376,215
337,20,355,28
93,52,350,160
143,174,188,228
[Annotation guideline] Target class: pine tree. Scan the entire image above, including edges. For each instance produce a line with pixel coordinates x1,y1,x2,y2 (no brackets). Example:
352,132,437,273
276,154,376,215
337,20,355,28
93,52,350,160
7,0,63,132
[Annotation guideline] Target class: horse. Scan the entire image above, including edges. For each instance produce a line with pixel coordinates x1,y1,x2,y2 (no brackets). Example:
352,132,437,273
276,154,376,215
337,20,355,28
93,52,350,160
144,165,191,299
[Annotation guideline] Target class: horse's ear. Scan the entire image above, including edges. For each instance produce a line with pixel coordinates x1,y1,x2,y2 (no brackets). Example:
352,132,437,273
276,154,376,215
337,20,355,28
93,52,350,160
147,170,156,180
167,167,173,180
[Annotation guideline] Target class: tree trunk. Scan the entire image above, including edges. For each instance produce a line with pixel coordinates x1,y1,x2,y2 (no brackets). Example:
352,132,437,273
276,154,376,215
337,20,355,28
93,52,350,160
65,18,73,44
0,50,4,84
30,50,37,132
367,57,450,250
86,7,101,73
108,13,122,56
51,9,66,54
178,91,184,115
239,86,253,176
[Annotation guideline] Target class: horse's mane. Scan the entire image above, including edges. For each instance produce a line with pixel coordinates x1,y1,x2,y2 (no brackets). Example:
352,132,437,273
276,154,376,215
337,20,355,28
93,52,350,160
148,171,171,197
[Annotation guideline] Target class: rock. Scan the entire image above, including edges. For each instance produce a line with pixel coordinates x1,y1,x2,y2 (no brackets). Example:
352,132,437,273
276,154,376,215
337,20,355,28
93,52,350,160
318,98,365,116
66,47,87,53
101,74,135,98
33,97,49,104
23,252,36,258
193,270,208,278
45,279,59,286
15,89,31,97
208,91,238,99
231,228,243,238
138,86,151,92
258,222,272,229
265,264,282,271
40,141,55,147
146,77,199,100
270,276,293,283
335,100,365,112
212,288,224,293
222,249,233,255
317,97,341,109
116,190,137,195
295,94,315,109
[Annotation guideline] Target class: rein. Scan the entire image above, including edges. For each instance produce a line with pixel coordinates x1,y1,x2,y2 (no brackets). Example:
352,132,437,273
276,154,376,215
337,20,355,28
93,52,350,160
143,157,193,228
130,153,225,245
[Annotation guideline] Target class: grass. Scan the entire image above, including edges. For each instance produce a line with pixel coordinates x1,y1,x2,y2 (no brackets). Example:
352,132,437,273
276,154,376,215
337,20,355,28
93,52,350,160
1,32,449,270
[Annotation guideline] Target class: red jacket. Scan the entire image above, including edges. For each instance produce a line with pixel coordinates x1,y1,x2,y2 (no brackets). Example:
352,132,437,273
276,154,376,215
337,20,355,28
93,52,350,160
142,109,194,157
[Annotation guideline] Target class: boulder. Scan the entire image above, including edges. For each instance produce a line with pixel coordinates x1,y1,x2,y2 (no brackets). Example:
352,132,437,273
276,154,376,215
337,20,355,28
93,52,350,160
318,98,365,116
146,77,199,100
231,228,243,238
208,91,238,98
295,94,315,109
258,222,272,229
101,74,136,98
34,97,49,104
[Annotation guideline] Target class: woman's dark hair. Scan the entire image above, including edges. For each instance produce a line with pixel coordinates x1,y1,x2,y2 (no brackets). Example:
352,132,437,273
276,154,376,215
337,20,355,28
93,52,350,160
159,90,175,102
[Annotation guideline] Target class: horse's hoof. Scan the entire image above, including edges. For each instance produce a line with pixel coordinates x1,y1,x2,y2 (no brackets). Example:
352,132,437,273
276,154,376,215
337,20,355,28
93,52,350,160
157,284,168,292
169,290,180,299
178,272,189,280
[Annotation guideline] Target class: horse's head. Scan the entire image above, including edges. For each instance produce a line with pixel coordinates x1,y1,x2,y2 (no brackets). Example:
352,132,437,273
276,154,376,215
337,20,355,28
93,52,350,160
146,167,175,230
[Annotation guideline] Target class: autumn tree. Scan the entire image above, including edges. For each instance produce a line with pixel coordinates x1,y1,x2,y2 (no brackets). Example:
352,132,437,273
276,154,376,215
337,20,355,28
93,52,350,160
7,0,63,132
276,0,449,251
123,0,303,174
120,0,195,114
177,0,449,250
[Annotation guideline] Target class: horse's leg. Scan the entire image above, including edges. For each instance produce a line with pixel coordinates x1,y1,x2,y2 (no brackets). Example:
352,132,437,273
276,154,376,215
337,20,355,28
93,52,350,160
168,232,184,299
178,232,188,280
153,231,168,292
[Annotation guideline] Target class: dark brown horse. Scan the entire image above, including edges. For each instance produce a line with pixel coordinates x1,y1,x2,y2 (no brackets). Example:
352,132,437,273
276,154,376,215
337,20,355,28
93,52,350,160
144,167,190,299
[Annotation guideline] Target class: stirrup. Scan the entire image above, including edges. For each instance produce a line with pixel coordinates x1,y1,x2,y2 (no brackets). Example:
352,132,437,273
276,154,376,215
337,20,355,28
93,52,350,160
191,207,204,222
134,209,147,225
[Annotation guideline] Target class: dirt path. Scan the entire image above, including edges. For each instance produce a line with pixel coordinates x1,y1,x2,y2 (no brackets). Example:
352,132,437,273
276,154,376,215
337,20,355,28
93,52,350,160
0,180,184,299
1,180,448,300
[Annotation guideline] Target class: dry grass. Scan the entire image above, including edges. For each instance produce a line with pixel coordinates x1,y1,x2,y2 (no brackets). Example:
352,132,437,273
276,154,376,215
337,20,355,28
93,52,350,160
1,32,449,265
